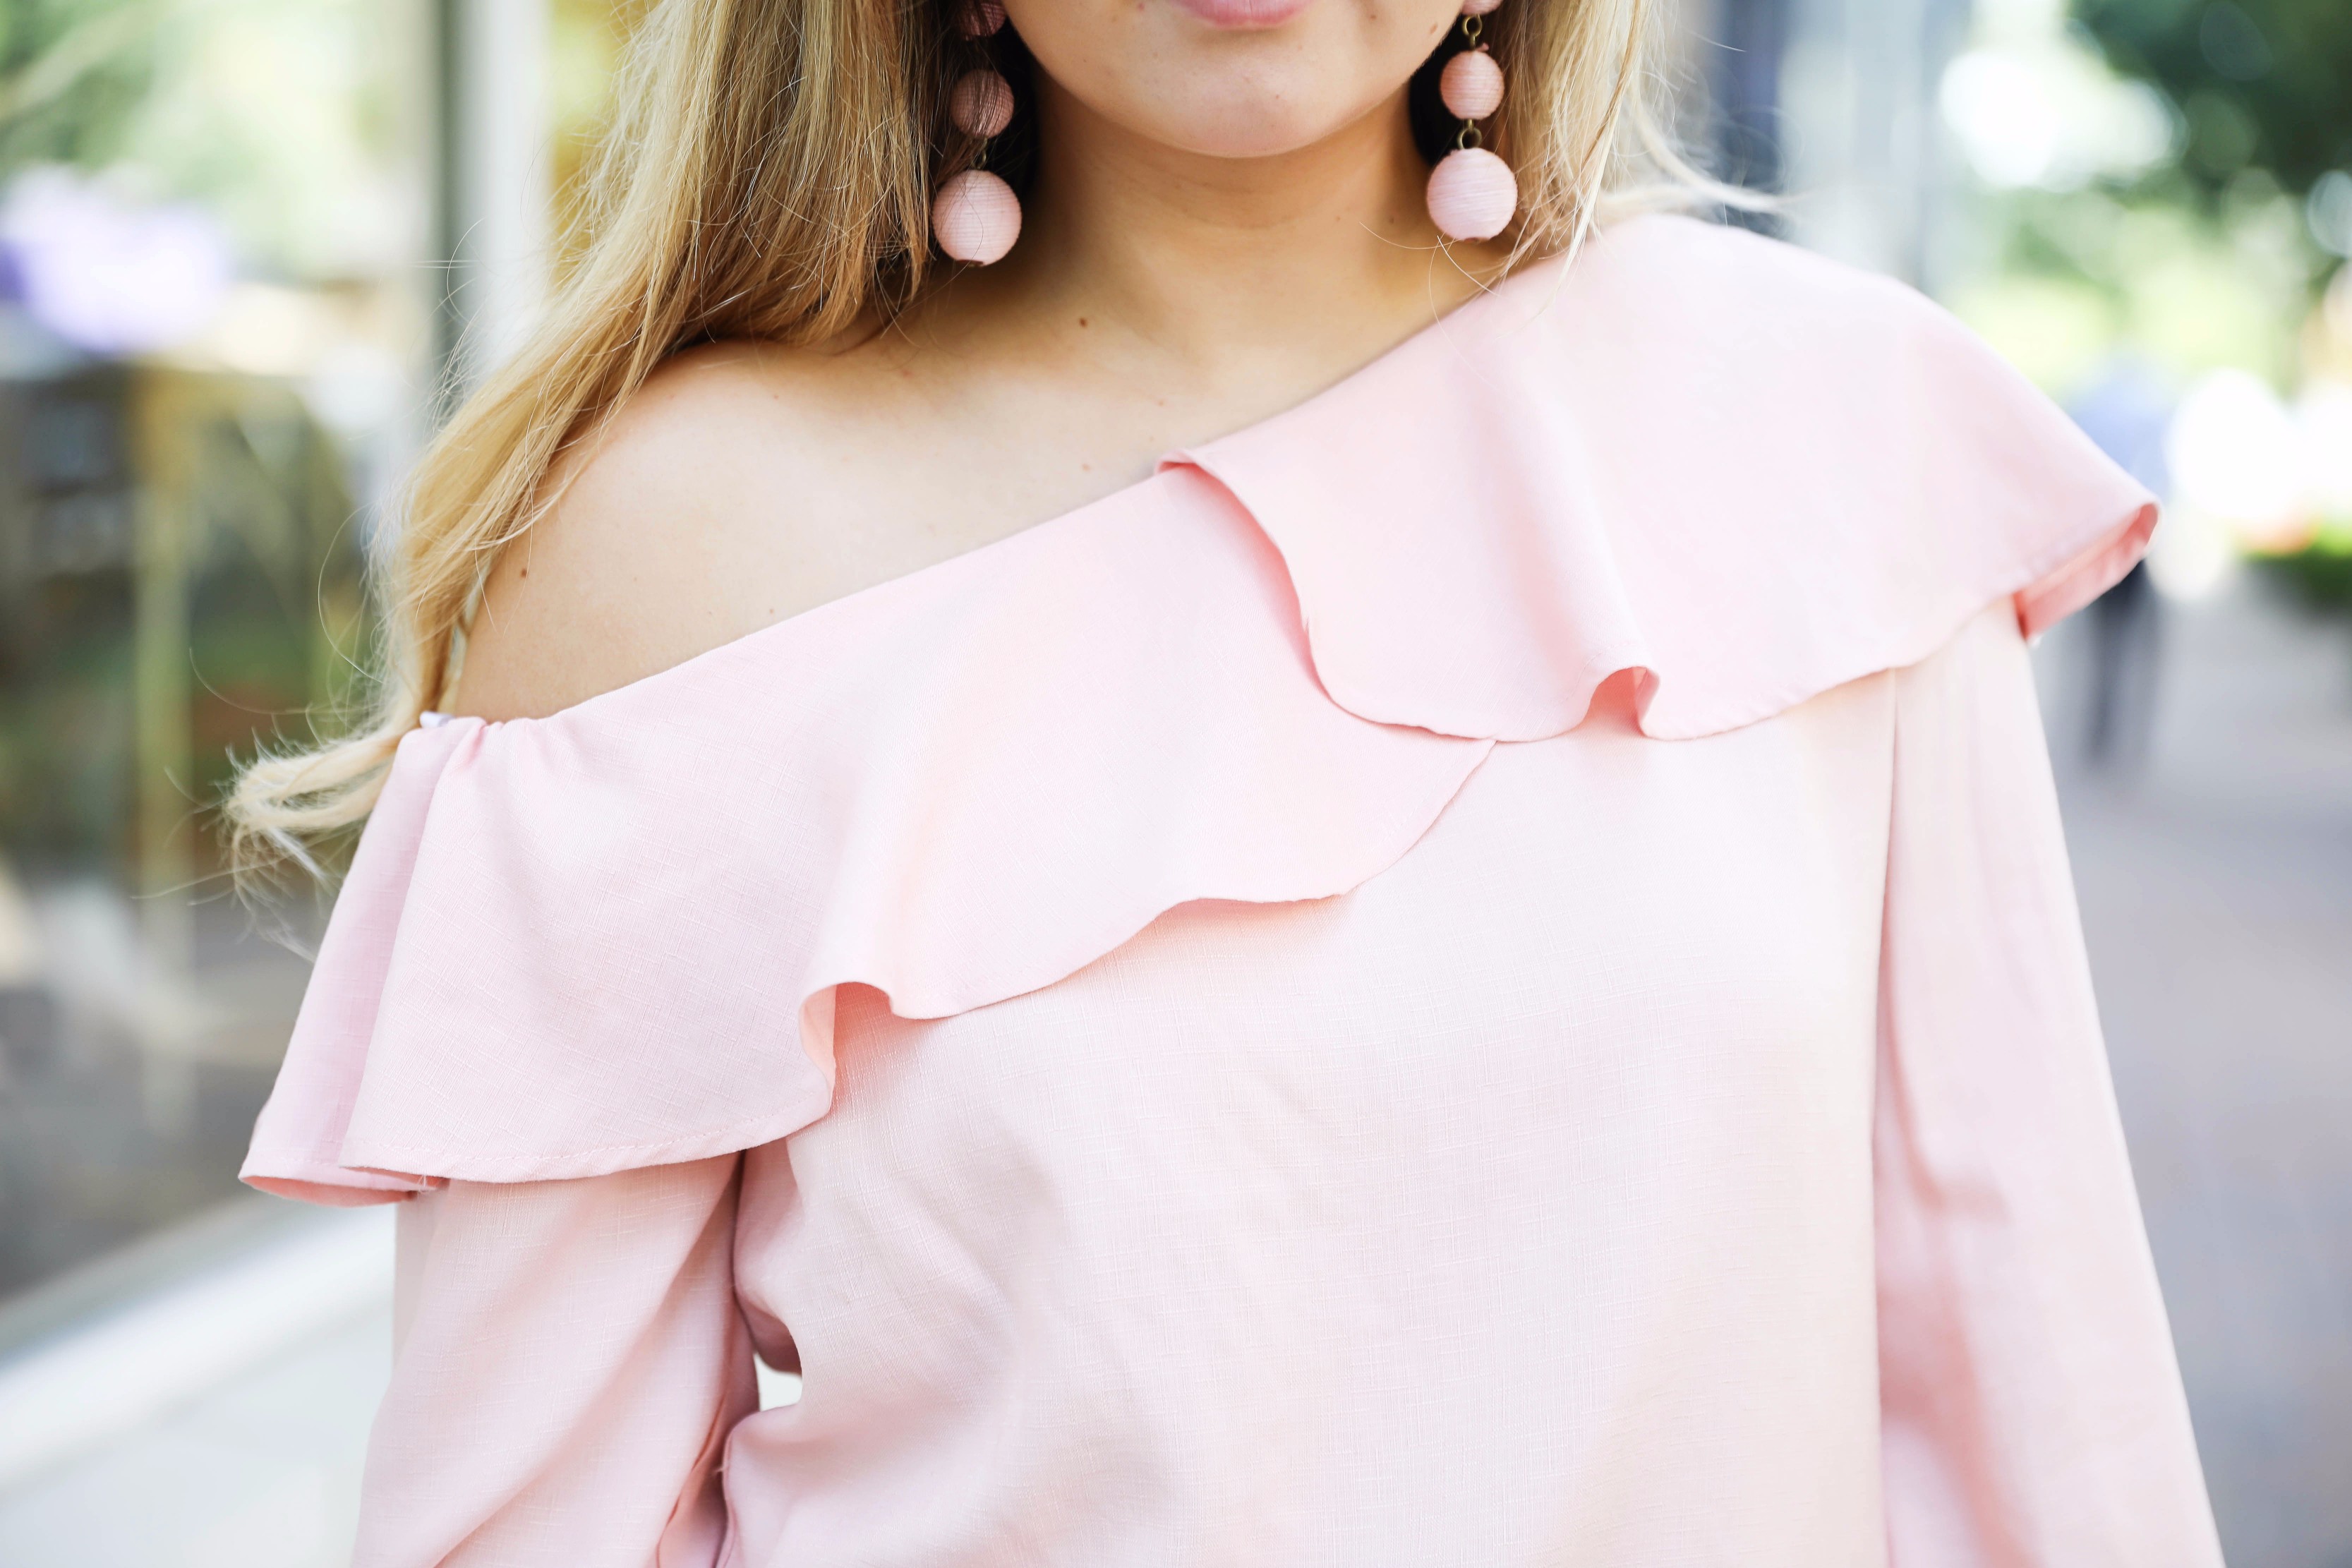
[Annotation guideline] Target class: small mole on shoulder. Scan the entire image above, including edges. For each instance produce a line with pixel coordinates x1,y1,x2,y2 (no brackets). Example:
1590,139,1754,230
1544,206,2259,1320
1078,317,1088,328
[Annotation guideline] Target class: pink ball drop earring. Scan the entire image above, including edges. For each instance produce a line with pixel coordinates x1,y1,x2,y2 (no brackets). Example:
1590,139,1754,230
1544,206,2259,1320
1426,0,1518,243
932,0,1022,265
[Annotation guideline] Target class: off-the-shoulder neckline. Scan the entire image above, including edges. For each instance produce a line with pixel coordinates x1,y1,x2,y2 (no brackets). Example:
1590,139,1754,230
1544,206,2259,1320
433,236,1605,733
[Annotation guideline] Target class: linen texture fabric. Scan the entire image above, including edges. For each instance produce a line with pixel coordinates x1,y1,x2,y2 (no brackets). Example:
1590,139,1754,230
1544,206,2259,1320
243,215,2219,1567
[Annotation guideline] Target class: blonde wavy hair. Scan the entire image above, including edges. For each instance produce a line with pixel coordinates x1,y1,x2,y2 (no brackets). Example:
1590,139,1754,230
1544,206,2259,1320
227,0,1733,882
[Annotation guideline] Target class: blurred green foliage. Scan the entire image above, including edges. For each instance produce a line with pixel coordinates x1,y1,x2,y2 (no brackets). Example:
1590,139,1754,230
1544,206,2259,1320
2250,523,2352,610
2078,0,2352,194
3,0,411,282
0,0,157,169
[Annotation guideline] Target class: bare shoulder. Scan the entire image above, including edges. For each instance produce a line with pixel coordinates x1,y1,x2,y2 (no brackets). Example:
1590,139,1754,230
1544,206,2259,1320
450,336,885,722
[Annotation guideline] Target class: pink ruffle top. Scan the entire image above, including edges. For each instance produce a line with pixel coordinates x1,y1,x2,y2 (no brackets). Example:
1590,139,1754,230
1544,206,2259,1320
245,216,2221,1567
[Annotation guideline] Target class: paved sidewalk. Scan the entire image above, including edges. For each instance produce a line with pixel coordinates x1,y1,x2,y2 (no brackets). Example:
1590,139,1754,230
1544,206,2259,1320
0,1309,387,1568
0,1205,391,1568
2042,579,2352,1568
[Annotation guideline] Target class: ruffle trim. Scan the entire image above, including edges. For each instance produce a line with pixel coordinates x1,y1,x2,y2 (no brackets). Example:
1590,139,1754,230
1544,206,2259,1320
243,215,2152,1202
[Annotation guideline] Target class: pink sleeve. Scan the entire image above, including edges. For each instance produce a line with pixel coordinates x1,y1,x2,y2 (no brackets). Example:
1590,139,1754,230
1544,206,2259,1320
354,1155,757,1568
1875,603,2222,1566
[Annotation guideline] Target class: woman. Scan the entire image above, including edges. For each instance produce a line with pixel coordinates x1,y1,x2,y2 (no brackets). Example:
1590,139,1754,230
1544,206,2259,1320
234,0,2223,1561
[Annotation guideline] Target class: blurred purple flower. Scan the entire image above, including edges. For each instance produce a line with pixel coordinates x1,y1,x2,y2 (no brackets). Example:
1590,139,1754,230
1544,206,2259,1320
0,169,231,356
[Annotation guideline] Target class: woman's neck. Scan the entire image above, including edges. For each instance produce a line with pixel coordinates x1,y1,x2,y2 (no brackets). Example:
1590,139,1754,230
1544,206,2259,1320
919,76,1507,404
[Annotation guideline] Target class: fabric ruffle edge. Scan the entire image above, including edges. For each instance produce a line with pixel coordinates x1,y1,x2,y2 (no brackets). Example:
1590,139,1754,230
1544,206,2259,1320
243,214,2152,1204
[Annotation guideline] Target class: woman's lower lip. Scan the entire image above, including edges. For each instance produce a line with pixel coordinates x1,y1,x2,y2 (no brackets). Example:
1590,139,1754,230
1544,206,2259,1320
1167,0,1316,28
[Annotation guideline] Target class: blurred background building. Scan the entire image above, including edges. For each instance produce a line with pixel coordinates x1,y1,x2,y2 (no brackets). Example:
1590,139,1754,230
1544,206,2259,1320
0,1,2344,1563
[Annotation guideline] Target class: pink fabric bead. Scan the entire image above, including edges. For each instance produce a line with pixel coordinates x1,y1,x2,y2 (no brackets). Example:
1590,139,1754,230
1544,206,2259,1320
933,168,1022,265
958,0,1006,36
1426,147,1518,242
951,70,1014,138
1459,0,1502,14
1440,49,1504,120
